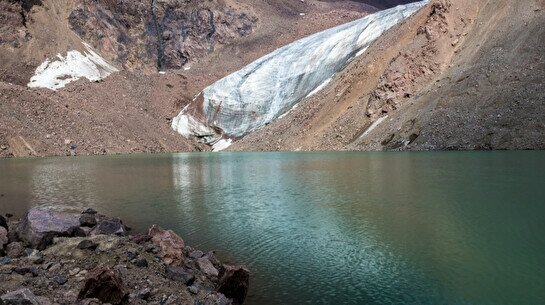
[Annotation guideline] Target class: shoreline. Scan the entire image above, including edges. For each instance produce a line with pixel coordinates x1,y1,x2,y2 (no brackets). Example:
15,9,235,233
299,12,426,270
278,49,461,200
0,207,249,305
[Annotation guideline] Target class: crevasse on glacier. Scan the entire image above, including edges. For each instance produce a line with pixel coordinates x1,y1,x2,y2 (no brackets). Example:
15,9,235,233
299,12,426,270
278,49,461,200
172,0,429,142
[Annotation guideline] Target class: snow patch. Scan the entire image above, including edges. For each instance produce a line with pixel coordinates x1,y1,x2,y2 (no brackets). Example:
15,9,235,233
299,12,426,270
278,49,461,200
306,77,332,98
28,43,118,90
360,116,388,139
212,139,232,152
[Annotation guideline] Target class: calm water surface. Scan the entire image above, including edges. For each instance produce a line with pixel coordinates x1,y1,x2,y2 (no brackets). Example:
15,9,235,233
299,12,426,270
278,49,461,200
1,152,544,304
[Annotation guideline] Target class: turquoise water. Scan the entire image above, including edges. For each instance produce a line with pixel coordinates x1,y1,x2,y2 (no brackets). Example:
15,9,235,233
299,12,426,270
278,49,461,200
1,152,544,304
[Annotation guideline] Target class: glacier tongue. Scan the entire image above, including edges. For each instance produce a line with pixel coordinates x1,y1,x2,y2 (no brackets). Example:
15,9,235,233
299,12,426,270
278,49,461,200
174,1,428,140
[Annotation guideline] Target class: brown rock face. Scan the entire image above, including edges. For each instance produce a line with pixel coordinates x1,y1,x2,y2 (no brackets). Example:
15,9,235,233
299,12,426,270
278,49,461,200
78,265,128,305
218,265,250,305
148,224,185,266
68,0,257,70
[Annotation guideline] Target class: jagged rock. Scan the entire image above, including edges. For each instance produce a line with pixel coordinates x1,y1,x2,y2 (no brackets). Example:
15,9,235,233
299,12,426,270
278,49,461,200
188,285,199,295
6,241,24,258
165,265,195,285
148,225,184,266
0,288,50,305
77,298,101,305
16,207,80,250
197,257,219,277
126,248,138,260
77,240,99,251
217,265,250,305
78,265,128,305
89,219,127,236
0,215,7,230
79,214,97,227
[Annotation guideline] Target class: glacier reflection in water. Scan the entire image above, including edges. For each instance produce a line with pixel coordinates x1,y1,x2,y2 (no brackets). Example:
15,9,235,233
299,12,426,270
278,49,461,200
1,152,545,305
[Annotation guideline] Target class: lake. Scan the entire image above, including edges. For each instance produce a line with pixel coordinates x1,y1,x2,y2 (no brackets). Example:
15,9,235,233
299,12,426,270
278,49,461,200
1,152,544,304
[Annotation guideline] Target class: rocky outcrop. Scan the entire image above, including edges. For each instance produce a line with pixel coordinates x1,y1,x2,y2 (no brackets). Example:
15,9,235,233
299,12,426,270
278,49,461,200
172,1,429,141
0,207,250,304
68,0,257,71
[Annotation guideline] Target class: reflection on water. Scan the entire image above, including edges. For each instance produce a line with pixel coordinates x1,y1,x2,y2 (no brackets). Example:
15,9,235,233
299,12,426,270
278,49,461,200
1,152,545,305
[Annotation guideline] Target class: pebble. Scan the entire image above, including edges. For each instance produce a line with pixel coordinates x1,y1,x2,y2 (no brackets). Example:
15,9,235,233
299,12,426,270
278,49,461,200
188,285,199,295
52,275,68,285
48,263,62,273
69,268,81,276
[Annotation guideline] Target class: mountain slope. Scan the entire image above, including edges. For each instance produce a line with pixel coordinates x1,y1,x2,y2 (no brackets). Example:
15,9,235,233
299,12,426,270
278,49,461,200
0,0,389,157
230,0,545,151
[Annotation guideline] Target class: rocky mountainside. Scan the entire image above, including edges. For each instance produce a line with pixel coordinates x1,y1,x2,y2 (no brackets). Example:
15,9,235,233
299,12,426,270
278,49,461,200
230,0,545,151
0,0,388,157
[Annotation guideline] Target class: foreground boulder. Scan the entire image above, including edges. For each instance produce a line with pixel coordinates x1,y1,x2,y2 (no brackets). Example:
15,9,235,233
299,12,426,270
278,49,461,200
0,288,51,305
148,225,184,266
218,265,250,305
16,207,80,249
78,265,128,305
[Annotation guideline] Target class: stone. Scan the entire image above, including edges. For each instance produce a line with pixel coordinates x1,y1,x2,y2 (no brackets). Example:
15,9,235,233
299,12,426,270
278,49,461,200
217,265,250,305
69,268,81,276
77,298,101,305
12,266,39,277
52,275,68,285
77,240,99,251
0,257,12,266
148,225,184,266
126,248,138,260
164,265,195,285
78,266,128,305
16,207,80,250
133,258,148,268
0,215,7,230
82,208,98,215
135,288,152,300
189,250,204,259
197,257,219,277
0,288,47,305
89,219,127,236
188,285,199,295
0,226,7,251
48,263,62,273
79,214,97,228
68,226,88,237
6,242,25,258
130,234,152,245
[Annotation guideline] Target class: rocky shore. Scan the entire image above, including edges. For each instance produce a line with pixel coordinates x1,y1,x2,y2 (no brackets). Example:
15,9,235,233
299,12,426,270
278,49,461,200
0,207,249,305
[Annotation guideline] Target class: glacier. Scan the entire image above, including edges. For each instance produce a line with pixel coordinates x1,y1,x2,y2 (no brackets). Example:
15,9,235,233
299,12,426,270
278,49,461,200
28,43,118,91
173,0,428,140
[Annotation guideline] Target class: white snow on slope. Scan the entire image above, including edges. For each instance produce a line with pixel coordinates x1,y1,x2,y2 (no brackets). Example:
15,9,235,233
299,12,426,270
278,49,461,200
28,43,118,90
173,0,428,141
